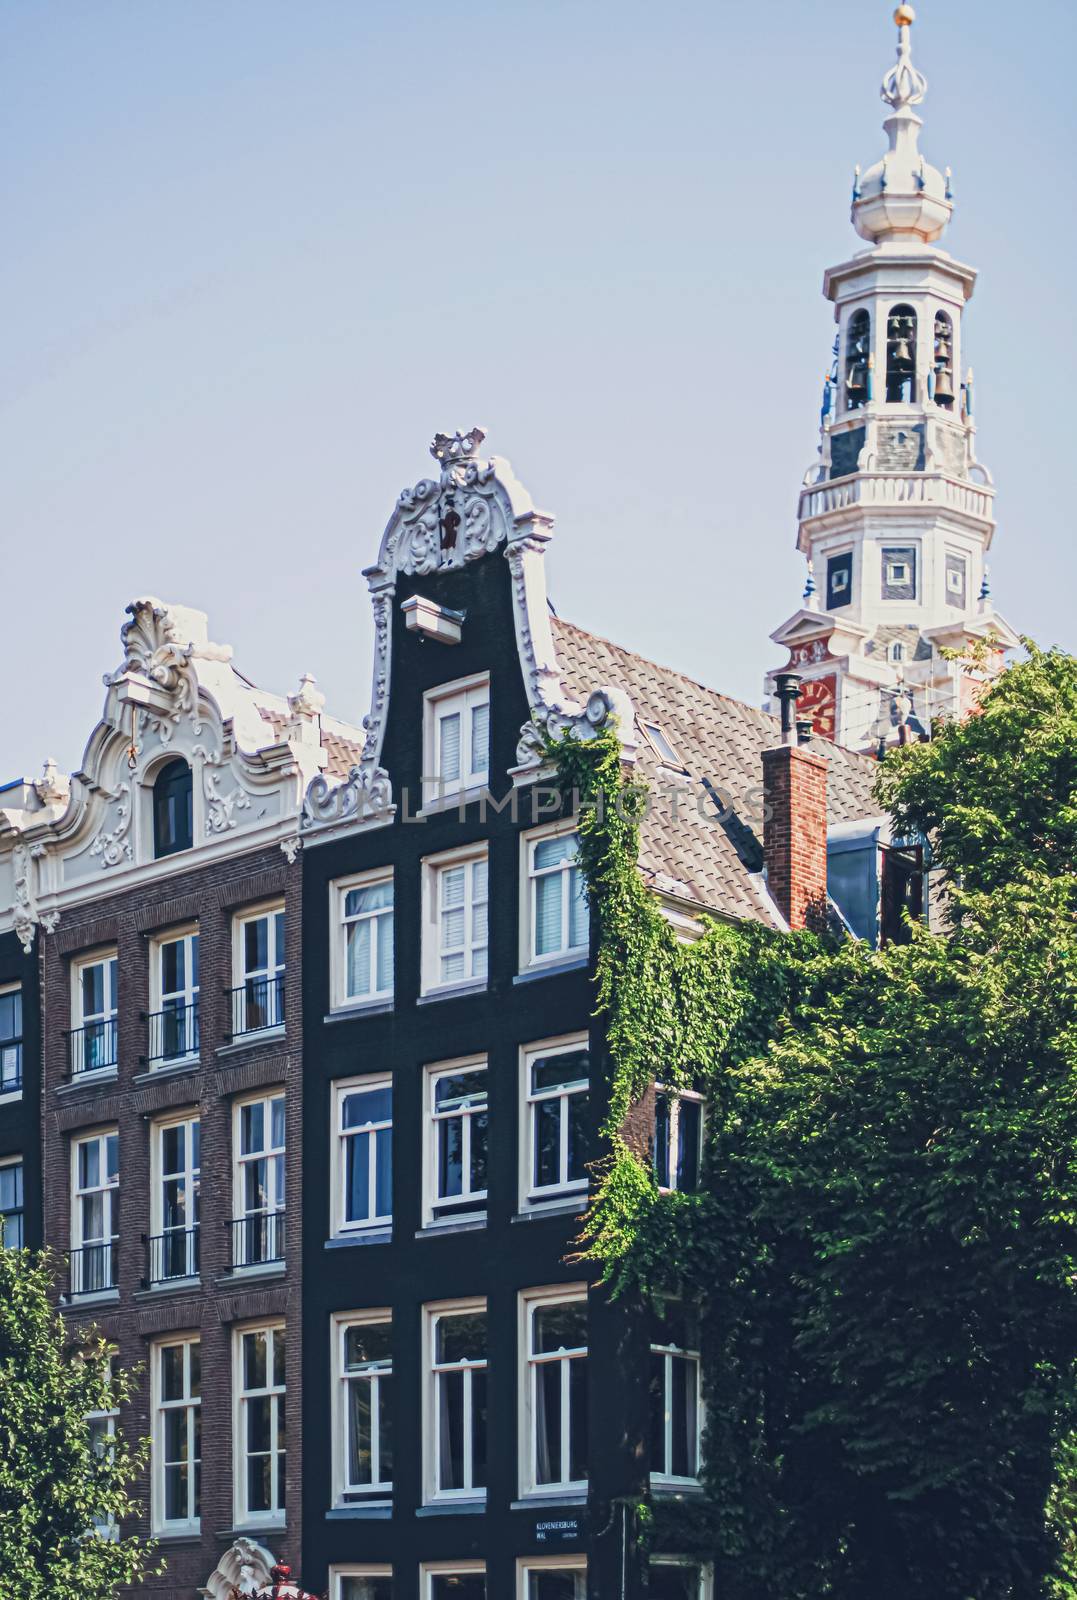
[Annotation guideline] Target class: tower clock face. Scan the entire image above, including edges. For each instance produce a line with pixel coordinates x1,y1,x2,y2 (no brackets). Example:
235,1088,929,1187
797,674,837,740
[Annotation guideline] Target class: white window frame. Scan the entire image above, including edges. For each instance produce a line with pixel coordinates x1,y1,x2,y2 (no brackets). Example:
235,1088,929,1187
648,1558,714,1600
650,1319,703,1487
332,1074,393,1237
150,1334,201,1534
150,925,200,1066
0,982,23,1099
329,1569,394,1600
232,901,286,1035
71,1127,119,1296
639,721,688,773
423,1298,488,1505
150,1112,200,1284
519,1284,589,1499
653,1085,705,1194
331,869,395,1011
0,1156,25,1250
332,1309,393,1507
516,1557,587,1600
421,1562,486,1600
520,820,589,973
422,1056,488,1228
420,843,489,997
70,952,119,1077
519,1036,590,1213
86,1349,120,1540
233,1090,286,1269
422,673,491,806
233,1321,286,1528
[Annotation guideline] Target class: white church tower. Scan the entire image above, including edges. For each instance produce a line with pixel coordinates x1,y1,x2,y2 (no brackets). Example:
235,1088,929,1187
768,3,1018,752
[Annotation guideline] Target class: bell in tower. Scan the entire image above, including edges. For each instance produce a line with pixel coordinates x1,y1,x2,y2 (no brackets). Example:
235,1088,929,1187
886,306,917,402
932,310,955,408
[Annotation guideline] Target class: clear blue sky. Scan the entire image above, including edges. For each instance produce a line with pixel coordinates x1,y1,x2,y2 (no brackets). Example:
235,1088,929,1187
2,0,1073,781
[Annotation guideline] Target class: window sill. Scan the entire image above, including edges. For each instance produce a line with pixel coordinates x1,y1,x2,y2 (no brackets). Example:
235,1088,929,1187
58,1070,118,1096
151,1527,202,1543
513,956,589,986
514,1194,588,1222
324,999,394,1024
133,1060,200,1085
651,1481,705,1498
511,1493,587,1511
216,1262,286,1287
327,1504,392,1520
416,980,488,1006
217,1027,285,1058
326,1229,392,1249
0,1088,24,1105
417,1216,487,1239
133,1278,201,1300
417,1499,486,1517
63,1289,120,1309
416,786,490,818
224,1519,286,1537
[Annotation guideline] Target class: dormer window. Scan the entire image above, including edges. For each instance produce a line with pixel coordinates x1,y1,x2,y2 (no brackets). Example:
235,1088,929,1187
885,305,917,403
153,760,193,859
640,722,687,773
889,641,905,664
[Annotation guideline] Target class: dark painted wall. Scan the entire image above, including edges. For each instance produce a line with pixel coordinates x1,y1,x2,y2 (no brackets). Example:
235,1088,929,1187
301,551,655,1598
0,927,42,1250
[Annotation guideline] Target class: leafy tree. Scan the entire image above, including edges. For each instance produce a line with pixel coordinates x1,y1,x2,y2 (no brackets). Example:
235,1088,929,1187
0,1244,155,1600
555,644,1077,1599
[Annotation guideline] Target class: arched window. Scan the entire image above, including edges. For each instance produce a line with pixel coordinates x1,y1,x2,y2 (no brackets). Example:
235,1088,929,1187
932,311,955,409
889,640,905,664
152,759,193,859
886,305,917,403
844,310,871,411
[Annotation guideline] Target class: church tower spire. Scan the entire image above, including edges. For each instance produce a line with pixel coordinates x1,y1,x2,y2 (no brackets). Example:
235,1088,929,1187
767,5,1018,751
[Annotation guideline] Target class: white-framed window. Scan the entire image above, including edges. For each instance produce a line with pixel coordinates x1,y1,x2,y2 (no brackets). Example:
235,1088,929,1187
71,1129,119,1294
151,1335,201,1533
332,1310,393,1504
330,1569,394,1600
889,640,905,664
423,1058,488,1226
150,1114,200,1285
522,824,589,970
649,1307,702,1485
521,1038,590,1209
425,1300,488,1502
640,721,688,773
421,845,489,995
233,903,285,1036
653,1087,704,1193
233,1091,286,1268
648,1559,713,1600
520,1286,588,1496
333,1076,393,1236
423,674,491,804
0,983,23,1096
86,1350,120,1539
234,1322,286,1526
517,1558,587,1600
332,870,394,1009
70,952,118,1076
150,928,199,1065
887,560,909,585
0,1158,25,1250
421,1563,486,1600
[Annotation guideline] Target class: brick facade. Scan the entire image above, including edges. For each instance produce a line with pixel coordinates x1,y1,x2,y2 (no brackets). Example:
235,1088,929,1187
40,842,303,1599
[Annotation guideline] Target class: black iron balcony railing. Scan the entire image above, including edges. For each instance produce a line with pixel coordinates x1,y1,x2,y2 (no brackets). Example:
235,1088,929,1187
145,1002,199,1065
227,975,285,1041
70,1241,117,1296
66,1020,119,1078
229,1210,285,1269
144,1225,200,1286
0,1042,22,1095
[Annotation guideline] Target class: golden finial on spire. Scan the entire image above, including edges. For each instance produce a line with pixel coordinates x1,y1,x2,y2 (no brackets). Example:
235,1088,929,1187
894,4,916,23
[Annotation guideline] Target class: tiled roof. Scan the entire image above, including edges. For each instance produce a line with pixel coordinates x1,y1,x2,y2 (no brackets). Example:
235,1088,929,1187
550,616,879,924
322,725,366,779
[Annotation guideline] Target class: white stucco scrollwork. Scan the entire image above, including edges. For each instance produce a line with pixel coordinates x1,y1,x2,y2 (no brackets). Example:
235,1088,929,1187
89,784,134,870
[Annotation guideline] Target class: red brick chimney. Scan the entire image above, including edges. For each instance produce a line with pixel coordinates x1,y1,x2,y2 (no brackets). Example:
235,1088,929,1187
763,675,829,931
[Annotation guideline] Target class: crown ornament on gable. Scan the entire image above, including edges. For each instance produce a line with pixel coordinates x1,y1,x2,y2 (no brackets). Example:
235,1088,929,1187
430,426,487,465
